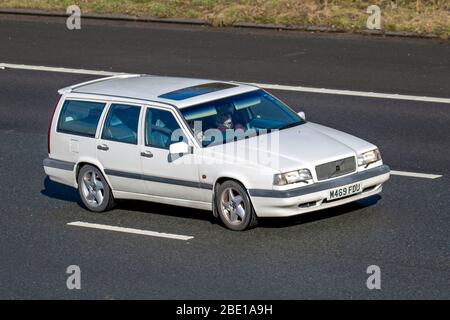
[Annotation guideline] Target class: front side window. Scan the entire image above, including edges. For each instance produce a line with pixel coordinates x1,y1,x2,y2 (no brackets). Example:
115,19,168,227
181,89,303,147
145,108,186,149
102,104,141,144
57,100,106,137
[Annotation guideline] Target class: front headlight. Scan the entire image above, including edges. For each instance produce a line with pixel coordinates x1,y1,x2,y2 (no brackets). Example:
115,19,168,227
357,149,381,167
273,169,312,186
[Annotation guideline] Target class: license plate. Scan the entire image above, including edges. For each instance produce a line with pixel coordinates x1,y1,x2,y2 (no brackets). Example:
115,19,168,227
328,183,362,201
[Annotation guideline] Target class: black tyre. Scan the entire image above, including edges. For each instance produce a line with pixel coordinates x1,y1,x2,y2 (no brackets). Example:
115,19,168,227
77,165,115,212
215,180,258,231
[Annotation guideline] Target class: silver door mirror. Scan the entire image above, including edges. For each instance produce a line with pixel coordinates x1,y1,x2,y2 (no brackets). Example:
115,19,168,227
169,141,191,155
298,111,306,120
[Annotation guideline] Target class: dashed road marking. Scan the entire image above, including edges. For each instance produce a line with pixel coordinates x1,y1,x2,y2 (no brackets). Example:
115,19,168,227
390,170,442,179
67,221,194,241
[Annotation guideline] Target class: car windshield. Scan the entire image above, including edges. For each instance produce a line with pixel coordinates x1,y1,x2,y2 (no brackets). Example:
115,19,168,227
181,90,303,147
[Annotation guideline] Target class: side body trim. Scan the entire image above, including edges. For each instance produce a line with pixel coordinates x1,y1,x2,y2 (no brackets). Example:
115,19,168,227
104,169,213,190
43,158,76,171
43,158,213,190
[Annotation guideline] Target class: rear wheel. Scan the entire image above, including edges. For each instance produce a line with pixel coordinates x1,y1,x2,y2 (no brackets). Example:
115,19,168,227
78,165,115,212
215,180,258,231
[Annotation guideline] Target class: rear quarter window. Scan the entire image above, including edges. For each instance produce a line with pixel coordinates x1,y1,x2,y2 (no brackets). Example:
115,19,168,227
57,100,106,137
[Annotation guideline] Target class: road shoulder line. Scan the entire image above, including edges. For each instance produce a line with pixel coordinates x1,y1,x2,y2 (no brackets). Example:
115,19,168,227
2,63,449,104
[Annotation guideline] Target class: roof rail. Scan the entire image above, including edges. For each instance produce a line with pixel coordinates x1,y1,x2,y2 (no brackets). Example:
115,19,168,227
58,74,141,95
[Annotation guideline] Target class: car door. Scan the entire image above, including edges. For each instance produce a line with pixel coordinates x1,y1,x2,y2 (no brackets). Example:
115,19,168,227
97,103,146,194
140,106,205,202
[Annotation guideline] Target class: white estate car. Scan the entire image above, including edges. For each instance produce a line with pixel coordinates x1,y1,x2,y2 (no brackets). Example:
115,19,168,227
44,75,390,231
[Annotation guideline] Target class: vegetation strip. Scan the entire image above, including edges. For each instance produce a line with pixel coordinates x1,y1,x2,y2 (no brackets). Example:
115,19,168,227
0,0,448,39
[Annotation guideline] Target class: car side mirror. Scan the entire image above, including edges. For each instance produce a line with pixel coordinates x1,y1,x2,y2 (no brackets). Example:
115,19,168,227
169,141,192,155
298,111,306,120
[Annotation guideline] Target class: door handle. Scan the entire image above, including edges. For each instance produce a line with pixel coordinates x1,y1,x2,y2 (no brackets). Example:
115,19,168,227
140,151,153,158
97,144,109,151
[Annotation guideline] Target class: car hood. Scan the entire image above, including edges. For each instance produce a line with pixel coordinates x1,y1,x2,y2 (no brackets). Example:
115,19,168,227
206,122,376,172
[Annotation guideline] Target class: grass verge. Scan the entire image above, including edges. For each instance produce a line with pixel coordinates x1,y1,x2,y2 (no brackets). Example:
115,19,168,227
0,1,448,38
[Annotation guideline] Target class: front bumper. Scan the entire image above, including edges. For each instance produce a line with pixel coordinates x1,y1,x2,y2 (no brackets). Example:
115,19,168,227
249,165,390,217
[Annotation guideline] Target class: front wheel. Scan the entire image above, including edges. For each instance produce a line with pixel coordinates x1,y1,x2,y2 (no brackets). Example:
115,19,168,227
215,180,258,231
78,165,115,212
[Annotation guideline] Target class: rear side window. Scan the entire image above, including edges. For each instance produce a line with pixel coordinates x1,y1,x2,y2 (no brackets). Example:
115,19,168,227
57,100,106,137
102,104,141,144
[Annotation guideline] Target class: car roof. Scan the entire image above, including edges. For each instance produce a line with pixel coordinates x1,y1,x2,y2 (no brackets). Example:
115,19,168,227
60,74,260,109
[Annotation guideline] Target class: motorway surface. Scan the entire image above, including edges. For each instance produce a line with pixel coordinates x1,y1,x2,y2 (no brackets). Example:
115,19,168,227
0,14,449,299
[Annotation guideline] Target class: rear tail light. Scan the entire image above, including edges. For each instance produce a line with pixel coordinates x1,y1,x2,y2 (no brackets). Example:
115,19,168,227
47,97,61,154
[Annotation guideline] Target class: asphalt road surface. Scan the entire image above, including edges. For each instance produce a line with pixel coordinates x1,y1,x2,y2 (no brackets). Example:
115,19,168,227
0,14,449,299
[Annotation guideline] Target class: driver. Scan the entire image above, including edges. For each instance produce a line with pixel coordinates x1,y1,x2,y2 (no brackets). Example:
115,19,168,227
215,104,245,132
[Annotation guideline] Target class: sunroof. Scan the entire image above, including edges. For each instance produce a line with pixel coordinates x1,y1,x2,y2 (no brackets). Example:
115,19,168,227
158,82,237,101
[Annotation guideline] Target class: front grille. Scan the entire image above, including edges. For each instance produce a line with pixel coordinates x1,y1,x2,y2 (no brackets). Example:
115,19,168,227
315,156,356,181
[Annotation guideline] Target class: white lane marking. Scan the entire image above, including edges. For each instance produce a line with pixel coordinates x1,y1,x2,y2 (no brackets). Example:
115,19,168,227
1,62,450,104
67,221,194,241
390,170,442,179
0,63,121,76
251,83,450,105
